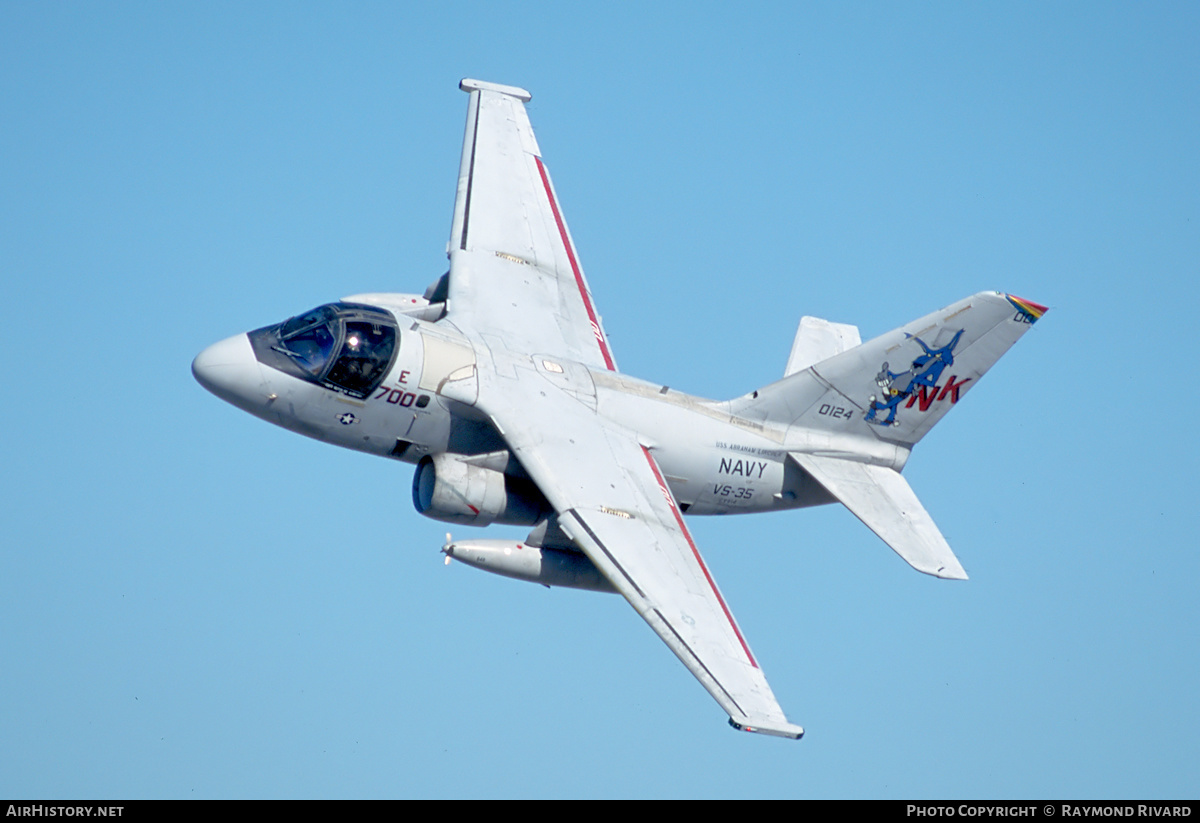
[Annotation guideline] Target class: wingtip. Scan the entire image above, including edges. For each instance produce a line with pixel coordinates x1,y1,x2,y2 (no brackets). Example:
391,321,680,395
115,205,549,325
459,78,532,102
728,717,805,740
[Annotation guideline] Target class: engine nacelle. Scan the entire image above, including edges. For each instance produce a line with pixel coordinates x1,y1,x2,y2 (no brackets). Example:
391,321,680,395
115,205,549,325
412,454,546,527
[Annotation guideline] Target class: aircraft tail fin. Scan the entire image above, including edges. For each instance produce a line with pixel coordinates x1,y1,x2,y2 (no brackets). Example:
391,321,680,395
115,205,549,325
731,292,1046,447
790,452,966,578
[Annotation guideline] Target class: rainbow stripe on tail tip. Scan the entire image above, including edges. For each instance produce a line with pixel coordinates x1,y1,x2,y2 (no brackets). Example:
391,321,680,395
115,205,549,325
1005,294,1048,322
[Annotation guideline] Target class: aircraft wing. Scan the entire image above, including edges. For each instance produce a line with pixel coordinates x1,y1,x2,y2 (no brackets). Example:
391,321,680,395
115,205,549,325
440,80,801,738
445,79,617,372
480,380,803,739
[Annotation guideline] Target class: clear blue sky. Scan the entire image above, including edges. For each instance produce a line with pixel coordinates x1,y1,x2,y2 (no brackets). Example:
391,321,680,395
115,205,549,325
2,1,1197,798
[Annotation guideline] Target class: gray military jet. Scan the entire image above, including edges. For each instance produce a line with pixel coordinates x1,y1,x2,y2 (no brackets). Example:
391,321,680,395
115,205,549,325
193,79,1047,739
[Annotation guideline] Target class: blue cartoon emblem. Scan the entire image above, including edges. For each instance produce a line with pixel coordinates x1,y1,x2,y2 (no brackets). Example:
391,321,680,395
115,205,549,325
865,328,964,427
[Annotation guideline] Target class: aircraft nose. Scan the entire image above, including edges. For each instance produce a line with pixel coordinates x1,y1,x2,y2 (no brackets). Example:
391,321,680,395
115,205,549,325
192,333,269,413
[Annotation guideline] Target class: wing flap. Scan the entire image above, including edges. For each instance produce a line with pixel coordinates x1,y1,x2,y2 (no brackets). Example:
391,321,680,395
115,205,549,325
790,452,968,580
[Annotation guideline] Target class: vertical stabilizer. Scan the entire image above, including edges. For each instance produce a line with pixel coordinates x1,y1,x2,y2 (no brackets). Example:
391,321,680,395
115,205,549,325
732,292,1046,448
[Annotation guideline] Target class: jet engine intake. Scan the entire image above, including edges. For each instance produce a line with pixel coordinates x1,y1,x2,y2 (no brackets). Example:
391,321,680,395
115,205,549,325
412,454,546,526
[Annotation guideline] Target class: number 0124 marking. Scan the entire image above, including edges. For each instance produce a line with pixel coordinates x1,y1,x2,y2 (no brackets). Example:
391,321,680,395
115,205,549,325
818,404,855,420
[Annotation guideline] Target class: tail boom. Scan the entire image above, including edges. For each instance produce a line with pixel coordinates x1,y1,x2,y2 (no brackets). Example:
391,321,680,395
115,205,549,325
730,291,1045,579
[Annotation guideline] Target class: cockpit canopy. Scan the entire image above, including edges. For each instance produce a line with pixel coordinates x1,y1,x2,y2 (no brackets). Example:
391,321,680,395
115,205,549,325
249,302,399,399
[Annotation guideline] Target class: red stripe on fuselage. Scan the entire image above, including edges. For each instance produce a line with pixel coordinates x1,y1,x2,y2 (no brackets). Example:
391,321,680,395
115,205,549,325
640,446,759,669
534,156,616,371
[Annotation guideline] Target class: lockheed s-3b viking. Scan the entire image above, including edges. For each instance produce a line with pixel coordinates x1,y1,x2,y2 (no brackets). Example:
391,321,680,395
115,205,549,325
193,79,1047,739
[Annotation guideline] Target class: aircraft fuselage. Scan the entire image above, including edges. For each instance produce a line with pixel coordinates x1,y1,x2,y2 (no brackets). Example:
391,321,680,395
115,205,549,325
193,297,840,524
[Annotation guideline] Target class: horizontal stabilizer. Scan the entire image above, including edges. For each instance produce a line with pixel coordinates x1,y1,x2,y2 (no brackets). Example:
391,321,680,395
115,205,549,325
785,316,861,376
790,452,967,580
